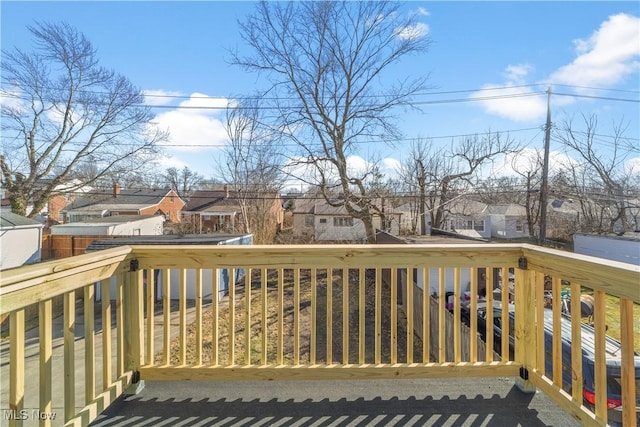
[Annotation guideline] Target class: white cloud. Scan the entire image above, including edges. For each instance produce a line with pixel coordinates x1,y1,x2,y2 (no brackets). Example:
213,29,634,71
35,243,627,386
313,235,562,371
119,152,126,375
282,155,402,188
472,63,548,122
484,148,579,177
395,22,429,40
473,84,547,122
550,13,640,87
476,14,639,122
153,93,231,152
504,64,532,83
416,7,430,17
178,92,230,112
0,88,24,112
143,89,183,106
624,157,640,176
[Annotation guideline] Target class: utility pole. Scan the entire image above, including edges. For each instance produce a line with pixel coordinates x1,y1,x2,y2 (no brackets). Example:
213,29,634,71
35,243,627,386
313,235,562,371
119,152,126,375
538,86,552,245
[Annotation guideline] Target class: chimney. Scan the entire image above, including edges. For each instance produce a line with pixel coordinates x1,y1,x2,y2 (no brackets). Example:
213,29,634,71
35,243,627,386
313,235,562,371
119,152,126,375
224,184,229,198
113,183,121,197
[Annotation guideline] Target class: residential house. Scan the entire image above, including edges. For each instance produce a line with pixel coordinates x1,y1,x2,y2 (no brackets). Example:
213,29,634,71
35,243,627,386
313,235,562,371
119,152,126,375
487,204,529,239
0,178,92,227
546,198,580,240
441,199,491,240
0,211,43,270
292,196,401,242
182,186,283,234
61,184,184,223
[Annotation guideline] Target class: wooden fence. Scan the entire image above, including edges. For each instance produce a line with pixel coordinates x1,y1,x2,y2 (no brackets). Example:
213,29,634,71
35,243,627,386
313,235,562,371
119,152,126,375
41,235,115,260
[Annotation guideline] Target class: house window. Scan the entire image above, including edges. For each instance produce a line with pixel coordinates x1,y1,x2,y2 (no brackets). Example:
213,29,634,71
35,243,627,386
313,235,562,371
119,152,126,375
319,218,327,224
516,220,524,232
334,217,353,227
463,219,484,232
305,215,314,227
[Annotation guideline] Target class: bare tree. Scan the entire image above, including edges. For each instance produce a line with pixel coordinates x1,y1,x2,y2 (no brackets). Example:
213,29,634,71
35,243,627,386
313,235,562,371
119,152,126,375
401,134,519,232
510,150,542,236
399,140,438,235
554,113,636,233
218,97,283,243
164,166,202,201
1,22,166,217
232,1,430,243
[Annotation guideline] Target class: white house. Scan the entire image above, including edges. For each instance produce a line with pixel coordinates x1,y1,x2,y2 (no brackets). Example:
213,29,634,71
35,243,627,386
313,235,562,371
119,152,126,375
0,211,43,270
292,197,401,242
487,204,529,239
442,199,492,240
573,232,640,266
50,215,164,236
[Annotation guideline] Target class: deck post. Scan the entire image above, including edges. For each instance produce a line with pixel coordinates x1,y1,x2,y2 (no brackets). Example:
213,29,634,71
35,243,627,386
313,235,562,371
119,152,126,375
514,257,536,393
124,265,145,395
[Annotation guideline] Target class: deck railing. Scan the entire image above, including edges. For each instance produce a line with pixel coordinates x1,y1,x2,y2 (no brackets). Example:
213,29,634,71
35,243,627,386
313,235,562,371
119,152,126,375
0,244,637,427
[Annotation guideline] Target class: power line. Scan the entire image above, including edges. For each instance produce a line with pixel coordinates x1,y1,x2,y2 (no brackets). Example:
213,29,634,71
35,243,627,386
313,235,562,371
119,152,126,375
553,92,640,104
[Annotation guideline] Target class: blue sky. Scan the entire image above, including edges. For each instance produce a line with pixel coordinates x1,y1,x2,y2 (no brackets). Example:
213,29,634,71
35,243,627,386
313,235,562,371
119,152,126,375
2,1,639,182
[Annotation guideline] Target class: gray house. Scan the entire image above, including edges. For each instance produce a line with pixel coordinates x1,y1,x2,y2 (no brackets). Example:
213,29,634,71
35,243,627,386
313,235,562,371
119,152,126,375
0,212,43,270
487,204,529,239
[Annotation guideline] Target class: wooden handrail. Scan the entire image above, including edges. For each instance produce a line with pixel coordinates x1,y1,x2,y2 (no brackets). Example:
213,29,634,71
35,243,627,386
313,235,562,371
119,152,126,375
0,243,637,427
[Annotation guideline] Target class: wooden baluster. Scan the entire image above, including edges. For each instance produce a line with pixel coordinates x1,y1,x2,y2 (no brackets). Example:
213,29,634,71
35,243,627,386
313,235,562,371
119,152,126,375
162,269,171,366
406,268,414,365
84,285,95,404
375,267,382,365
195,268,203,366
342,268,349,365
310,269,317,365
326,269,333,365
245,268,252,365
10,308,25,427
39,300,53,427
358,268,365,365
422,267,430,364
438,268,445,363
101,279,112,388
391,268,397,364
64,291,75,422
212,268,219,366
261,268,267,365
146,269,155,367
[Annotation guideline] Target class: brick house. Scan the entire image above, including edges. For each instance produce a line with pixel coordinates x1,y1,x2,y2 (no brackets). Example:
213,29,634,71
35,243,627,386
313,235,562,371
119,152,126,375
182,186,283,234
61,184,185,223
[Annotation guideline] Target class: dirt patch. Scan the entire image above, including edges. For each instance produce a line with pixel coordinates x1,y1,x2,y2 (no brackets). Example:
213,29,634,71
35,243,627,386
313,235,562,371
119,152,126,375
159,268,424,365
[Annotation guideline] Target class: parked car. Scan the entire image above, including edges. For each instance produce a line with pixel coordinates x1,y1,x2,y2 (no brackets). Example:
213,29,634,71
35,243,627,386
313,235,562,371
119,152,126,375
462,303,640,427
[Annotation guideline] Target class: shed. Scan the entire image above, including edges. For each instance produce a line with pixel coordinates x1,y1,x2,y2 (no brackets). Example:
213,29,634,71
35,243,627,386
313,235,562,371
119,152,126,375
0,211,44,270
86,233,254,301
50,215,164,236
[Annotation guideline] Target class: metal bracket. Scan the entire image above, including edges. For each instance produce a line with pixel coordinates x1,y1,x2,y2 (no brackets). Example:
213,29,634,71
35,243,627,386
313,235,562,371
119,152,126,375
519,367,529,380
132,370,141,384
518,257,528,270
130,259,139,272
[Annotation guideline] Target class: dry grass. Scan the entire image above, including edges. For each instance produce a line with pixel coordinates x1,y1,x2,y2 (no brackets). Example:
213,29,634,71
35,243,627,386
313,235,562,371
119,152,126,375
159,269,424,365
